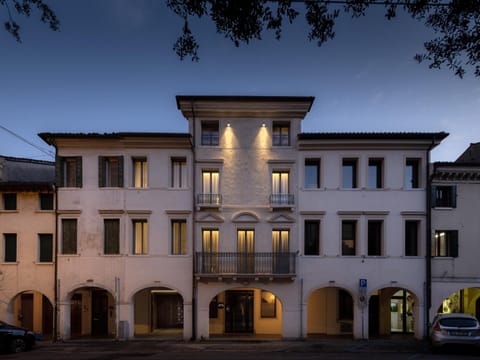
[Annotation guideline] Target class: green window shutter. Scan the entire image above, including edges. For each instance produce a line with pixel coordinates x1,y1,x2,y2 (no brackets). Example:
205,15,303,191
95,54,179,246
98,156,106,187
451,186,457,208
56,156,64,187
118,156,124,187
104,219,120,254
76,157,83,187
449,230,459,258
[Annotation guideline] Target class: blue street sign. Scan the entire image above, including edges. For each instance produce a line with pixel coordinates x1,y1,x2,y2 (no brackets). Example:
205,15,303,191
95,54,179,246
359,278,367,288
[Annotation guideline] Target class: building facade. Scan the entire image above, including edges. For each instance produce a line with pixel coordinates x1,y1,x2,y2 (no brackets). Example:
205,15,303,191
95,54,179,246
0,156,55,337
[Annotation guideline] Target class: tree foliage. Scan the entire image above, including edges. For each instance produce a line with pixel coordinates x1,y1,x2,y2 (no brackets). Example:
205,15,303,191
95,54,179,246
167,0,480,78
1,0,59,42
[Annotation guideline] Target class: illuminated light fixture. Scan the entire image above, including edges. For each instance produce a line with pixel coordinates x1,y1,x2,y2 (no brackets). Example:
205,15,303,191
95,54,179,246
261,122,266,127
150,289,178,294
226,122,231,127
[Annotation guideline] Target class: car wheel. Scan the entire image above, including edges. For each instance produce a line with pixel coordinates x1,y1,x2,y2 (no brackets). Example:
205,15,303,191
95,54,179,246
10,338,26,353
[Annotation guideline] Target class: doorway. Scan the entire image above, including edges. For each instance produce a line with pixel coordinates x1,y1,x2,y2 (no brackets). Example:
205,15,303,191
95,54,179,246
225,290,254,333
91,290,109,336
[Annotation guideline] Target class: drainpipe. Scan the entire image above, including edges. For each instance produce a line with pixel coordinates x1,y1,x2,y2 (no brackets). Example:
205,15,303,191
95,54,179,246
53,146,59,342
191,102,197,341
425,139,434,338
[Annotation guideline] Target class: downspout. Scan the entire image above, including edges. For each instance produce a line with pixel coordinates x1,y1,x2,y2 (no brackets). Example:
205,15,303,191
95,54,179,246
53,145,59,342
191,102,197,341
425,138,434,338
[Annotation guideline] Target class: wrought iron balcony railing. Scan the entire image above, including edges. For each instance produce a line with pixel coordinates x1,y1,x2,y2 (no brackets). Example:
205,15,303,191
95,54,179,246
197,193,222,207
195,252,296,277
269,193,294,207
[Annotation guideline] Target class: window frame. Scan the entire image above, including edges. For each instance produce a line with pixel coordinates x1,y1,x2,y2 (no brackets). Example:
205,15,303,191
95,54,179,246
4,233,17,262
171,157,187,188
304,159,320,189
432,230,458,257
201,121,219,146
342,159,358,189
104,219,120,255
38,233,53,262
171,219,187,255
405,220,420,256
58,156,82,188
367,220,383,256
132,219,148,255
272,122,290,146
368,158,383,189
341,220,357,256
99,156,124,188
132,157,148,188
39,193,54,210
61,219,77,255
405,158,420,189
431,185,456,208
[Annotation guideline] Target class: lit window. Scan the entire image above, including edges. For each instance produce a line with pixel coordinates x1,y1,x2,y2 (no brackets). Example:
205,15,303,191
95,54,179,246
433,230,458,257
132,158,148,188
272,122,290,146
171,220,187,255
342,220,356,256
132,219,148,255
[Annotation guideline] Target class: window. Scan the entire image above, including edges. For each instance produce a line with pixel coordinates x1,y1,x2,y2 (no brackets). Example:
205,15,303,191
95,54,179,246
433,230,458,257
99,156,124,187
237,229,255,273
405,158,420,189
39,193,54,210
132,158,148,188
171,158,187,188
368,159,383,189
432,185,456,208
272,229,290,274
271,171,291,204
201,121,219,146
132,219,148,255
4,234,17,262
405,220,419,256
39,234,53,262
58,157,82,187
342,159,357,188
2,193,16,210
171,220,187,255
261,291,277,318
368,220,383,256
338,289,353,320
62,219,77,254
304,220,320,255
201,170,220,205
272,122,290,146
342,220,356,256
202,229,219,272
104,219,120,255
305,159,320,188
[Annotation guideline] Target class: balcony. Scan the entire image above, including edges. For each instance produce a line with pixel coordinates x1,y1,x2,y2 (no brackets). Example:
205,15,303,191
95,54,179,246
195,252,296,282
269,193,294,209
197,193,222,208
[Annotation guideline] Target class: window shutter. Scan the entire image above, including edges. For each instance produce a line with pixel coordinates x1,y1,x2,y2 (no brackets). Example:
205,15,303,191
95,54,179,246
118,156,124,187
98,156,106,187
430,185,437,207
449,230,459,258
451,186,457,208
4,234,17,262
56,156,64,187
76,157,83,187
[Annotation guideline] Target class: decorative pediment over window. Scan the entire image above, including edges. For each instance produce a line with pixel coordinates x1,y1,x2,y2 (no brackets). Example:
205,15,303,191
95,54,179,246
268,214,295,223
196,213,224,223
232,211,260,223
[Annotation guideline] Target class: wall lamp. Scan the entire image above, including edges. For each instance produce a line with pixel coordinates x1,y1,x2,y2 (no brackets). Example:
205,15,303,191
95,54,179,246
261,122,266,127
226,122,231,127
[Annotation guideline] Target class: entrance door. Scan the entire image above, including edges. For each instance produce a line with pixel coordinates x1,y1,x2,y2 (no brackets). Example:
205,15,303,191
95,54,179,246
71,293,82,337
20,294,34,331
225,290,254,333
390,290,414,334
368,295,380,337
91,291,109,337
237,230,254,273
153,294,183,329
42,295,53,338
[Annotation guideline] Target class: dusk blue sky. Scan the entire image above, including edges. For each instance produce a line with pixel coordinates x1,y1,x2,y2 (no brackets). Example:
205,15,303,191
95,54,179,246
1,1,479,162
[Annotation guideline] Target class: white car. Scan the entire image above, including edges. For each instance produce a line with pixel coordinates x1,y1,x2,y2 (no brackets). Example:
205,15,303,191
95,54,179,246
430,313,480,350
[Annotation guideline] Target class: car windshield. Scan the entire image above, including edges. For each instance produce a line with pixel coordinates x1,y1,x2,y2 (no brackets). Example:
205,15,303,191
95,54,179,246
439,317,478,328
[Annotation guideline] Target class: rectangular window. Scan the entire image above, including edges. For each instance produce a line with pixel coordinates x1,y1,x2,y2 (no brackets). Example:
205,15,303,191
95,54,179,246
368,220,383,256
201,121,219,146
272,122,290,146
237,229,255,273
202,229,219,273
201,170,220,204
132,158,148,188
432,185,456,208
39,234,53,262
342,159,357,188
132,219,148,255
405,220,419,256
104,219,120,255
342,220,356,256
368,159,383,189
433,230,458,257
39,193,54,210
405,158,420,189
171,220,187,255
99,156,124,187
261,291,277,318
171,158,187,188
305,159,320,189
304,220,320,255
4,233,17,262
2,193,16,210
59,157,82,187
62,219,77,255
272,229,290,274
271,171,291,204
